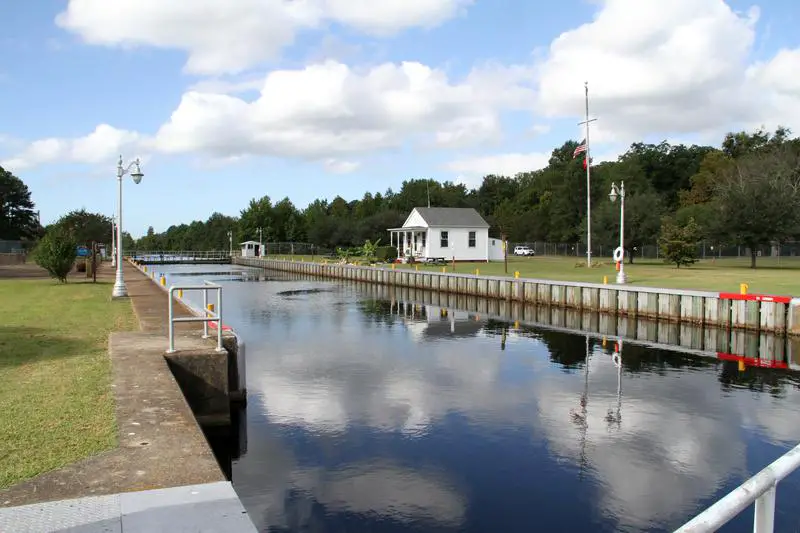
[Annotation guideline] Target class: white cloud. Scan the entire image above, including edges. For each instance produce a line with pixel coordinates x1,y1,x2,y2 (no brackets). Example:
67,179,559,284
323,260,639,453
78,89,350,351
324,158,360,174
445,152,551,182
533,0,799,141
152,60,528,160
0,124,141,171
56,0,472,75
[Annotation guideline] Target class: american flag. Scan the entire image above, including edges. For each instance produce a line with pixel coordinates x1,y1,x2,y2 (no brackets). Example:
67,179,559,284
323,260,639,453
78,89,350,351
573,140,587,159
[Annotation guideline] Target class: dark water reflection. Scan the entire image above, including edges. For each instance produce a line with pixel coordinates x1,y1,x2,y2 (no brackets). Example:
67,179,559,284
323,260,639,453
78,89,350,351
152,265,800,532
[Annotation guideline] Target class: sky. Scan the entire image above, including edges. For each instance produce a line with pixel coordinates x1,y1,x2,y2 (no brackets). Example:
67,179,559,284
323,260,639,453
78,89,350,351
1,0,798,238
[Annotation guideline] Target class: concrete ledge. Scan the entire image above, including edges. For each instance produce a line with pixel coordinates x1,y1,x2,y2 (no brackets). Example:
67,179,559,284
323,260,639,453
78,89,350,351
0,481,256,533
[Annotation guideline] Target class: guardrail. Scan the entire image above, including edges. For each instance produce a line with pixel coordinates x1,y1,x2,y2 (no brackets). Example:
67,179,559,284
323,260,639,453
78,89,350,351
167,281,225,353
675,442,800,532
127,251,235,263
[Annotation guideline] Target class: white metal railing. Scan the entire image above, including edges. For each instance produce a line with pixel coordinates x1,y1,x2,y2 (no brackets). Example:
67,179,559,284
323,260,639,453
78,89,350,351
167,280,225,353
127,250,232,261
676,442,800,532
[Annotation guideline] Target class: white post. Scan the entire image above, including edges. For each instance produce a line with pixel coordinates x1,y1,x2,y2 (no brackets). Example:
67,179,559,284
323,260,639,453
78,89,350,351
215,287,224,352
754,486,776,533
110,217,116,267
617,181,627,284
112,161,127,298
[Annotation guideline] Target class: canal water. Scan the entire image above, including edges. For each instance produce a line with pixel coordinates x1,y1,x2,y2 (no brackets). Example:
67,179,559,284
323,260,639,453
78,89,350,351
151,264,800,532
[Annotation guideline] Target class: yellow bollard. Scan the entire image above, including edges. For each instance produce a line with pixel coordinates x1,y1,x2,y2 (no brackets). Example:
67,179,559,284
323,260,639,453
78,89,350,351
391,264,395,270
160,275,166,286
740,283,749,295
738,359,746,372
475,268,480,276
178,289,183,298
514,320,519,329
144,266,147,273
441,267,446,273
415,265,419,271
514,271,519,279
603,275,608,285
602,336,607,348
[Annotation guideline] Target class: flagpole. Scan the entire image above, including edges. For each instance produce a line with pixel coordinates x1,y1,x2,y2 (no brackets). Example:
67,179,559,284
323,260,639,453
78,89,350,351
583,81,594,267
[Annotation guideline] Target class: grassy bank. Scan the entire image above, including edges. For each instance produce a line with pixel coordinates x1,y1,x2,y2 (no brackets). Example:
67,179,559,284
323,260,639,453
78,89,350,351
263,255,800,296
0,279,137,488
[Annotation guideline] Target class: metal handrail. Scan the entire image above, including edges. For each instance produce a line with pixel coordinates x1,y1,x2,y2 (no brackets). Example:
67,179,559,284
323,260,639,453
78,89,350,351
167,281,225,353
127,250,232,259
675,442,800,532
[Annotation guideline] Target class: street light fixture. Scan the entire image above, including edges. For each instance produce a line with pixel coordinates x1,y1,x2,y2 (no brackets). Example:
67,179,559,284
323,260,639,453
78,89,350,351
257,227,263,257
608,180,627,284
112,155,144,298
227,230,233,257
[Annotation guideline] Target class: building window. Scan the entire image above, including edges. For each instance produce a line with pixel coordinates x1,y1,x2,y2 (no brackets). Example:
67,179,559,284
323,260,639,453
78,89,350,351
440,231,449,248
468,231,476,248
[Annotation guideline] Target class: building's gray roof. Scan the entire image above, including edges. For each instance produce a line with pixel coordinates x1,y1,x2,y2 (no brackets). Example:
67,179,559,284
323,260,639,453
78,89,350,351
414,207,489,228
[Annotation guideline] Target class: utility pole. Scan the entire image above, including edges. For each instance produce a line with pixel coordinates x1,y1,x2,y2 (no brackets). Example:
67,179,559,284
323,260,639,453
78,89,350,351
578,82,596,267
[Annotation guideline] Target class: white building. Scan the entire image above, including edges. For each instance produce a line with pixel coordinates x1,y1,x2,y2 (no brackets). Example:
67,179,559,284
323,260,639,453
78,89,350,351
239,240,262,258
388,207,505,262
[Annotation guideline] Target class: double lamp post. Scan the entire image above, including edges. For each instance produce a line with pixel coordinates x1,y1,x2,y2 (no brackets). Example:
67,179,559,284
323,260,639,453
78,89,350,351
112,155,144,298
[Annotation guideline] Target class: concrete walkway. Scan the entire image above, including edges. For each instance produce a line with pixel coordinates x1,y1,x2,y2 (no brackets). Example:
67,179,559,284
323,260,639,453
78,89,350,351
0,262,256,532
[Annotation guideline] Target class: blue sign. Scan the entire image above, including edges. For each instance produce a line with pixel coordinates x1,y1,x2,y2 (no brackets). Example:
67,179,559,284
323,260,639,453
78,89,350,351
76,246,90,257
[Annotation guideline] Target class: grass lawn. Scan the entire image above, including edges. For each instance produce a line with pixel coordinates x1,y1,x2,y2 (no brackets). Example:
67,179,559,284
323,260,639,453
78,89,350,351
266,254,800,296
0,279,137,489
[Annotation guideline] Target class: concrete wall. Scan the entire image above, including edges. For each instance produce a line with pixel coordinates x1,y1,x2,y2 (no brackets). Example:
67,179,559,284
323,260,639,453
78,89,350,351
235,257,796,336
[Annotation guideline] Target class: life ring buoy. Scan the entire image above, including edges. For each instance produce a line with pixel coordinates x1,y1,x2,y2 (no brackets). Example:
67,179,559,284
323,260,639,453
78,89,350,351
613,246,624,263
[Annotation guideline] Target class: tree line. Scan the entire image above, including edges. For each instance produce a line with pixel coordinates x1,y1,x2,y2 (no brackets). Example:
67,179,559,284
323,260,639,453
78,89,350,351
2,126,798,269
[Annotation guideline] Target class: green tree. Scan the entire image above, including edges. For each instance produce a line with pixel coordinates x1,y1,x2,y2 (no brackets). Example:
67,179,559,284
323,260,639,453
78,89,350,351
49,209,112,247
710,144,800,268
658,217,700,268
0,166,39,240
33,229,76,282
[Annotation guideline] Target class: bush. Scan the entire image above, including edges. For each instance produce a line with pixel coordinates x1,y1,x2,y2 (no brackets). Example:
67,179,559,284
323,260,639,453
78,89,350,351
659,217,700,268
375,246,398,262
33,230,77,282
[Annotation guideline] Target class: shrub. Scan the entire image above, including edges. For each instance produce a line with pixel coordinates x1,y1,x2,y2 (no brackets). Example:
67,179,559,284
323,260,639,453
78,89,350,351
659,217,700,268
375,246,398,262
33,230,77,282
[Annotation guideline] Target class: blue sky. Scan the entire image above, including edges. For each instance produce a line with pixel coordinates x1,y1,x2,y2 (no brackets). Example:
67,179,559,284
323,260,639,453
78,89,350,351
1,0,798,237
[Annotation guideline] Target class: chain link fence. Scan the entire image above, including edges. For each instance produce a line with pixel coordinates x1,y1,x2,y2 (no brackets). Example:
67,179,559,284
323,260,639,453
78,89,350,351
0,240,25,253
508,242,800,260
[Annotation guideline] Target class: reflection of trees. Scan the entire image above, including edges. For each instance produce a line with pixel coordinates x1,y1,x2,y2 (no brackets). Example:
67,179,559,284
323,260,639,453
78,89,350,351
357,299,398,327
536,330,597,370
718,362,799,398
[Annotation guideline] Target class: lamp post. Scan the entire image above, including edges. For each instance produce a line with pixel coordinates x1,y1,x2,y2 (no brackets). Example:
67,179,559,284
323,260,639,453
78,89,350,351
608,180,627,284
110,215,116,267
257,227,263,257
112,156,143,298
227,231,233,257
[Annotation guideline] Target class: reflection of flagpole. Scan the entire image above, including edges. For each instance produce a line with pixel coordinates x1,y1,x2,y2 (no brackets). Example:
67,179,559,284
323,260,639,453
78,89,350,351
571,335,591,480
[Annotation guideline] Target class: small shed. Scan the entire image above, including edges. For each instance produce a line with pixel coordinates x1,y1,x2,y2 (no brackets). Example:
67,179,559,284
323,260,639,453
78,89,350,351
388,207,504,262
240,241,262,258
